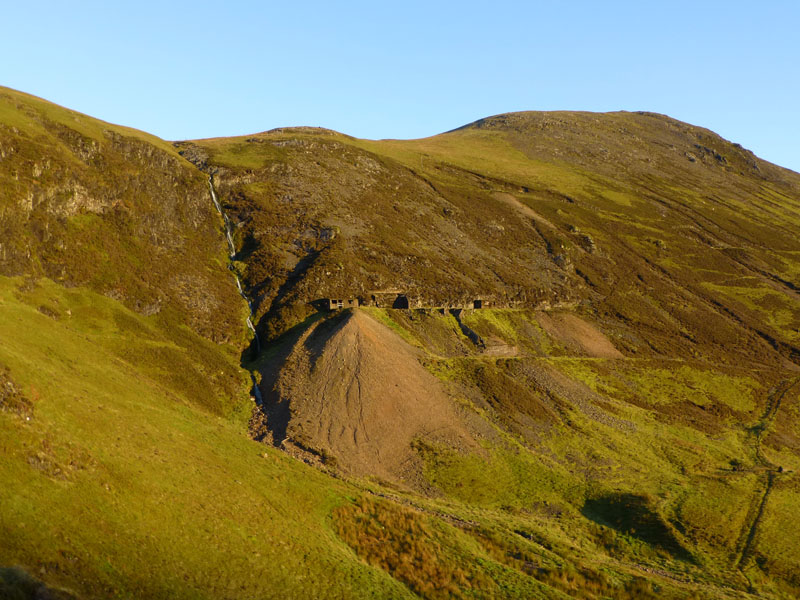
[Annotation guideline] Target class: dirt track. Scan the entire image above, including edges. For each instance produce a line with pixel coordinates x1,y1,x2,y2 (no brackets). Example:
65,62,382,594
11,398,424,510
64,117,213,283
734,377,800,588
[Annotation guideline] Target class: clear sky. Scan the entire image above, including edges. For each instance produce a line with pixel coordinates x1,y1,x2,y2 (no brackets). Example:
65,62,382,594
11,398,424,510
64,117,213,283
3,1,799,172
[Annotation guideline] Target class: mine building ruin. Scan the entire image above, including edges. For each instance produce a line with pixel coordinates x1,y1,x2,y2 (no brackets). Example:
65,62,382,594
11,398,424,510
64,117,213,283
326,298,360,310
392,294,410,309
324,294,486,311
369,290,412,309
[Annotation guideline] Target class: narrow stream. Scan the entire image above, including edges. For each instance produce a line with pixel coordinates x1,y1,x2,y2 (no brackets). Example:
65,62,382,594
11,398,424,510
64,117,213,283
450,308,486,349
207,175,263,403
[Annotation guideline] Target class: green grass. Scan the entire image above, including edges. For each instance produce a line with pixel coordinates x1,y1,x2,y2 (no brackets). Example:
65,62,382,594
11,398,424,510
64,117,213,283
414,440,580,510
751,480,800,595
0,276,414,598
205,139,285,169
672,474,756,553
626,365,760,412
461,309,520,342
354,128,597,201
555,358,761,413
0,274,694,599
8,277,248,416
4,276,654,599
4,273,797,598
359,307,427,349
0,86,183,159
407,348,799,591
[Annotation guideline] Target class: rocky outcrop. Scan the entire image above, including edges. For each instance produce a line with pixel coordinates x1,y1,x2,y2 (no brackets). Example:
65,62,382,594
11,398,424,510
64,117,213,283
0,87,245,344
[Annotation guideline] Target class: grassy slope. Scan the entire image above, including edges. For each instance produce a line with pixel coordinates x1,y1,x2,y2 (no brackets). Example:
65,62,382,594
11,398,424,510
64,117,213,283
3,269,777,598
0,88,182,157
185,113,800,371
354,120,800,359
345,308,800,598
0,276,414,599
1,277,676,599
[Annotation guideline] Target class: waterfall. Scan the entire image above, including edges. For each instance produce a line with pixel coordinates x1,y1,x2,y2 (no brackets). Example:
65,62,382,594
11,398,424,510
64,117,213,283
207,176,263,400
208,181,237,258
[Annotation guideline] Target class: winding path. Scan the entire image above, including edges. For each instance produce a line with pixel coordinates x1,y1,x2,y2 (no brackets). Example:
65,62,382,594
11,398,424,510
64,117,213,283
734,377,800,589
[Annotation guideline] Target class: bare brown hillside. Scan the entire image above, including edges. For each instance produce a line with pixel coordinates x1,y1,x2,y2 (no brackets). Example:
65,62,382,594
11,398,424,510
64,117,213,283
256,309,478,485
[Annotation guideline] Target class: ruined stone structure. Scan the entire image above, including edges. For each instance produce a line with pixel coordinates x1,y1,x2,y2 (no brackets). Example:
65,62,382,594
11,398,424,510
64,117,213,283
367,290,408,308
326,298,360,310
325,293,487,311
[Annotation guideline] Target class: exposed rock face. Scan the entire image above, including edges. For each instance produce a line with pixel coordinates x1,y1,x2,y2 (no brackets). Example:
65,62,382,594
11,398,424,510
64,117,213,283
0,366,33,419
0,88,244,343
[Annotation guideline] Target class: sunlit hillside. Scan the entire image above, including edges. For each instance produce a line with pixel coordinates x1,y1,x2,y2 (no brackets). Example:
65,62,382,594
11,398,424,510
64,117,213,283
2,86,800,599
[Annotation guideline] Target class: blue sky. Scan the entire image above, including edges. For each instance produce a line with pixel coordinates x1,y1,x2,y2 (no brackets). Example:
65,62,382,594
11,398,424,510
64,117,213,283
3,1,799,172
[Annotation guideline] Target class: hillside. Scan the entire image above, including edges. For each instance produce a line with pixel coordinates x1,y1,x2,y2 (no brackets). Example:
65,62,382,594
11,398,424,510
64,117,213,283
2,87,800,599
0,86,257,417
179,111,800,368
0,87,248,344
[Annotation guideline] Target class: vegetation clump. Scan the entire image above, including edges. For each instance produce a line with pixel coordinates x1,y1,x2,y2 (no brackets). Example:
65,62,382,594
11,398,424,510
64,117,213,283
333,496,495,598
0,366,33,420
